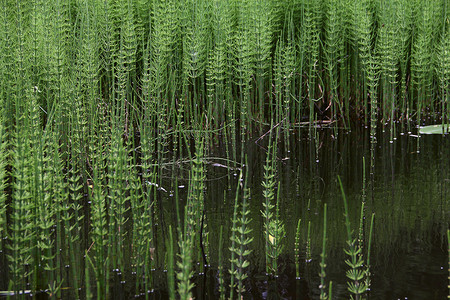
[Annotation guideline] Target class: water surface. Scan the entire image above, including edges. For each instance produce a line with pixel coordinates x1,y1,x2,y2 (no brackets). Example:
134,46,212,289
168,127,449,299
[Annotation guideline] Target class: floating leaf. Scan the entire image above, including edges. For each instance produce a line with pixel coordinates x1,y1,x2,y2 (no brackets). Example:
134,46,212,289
419,124,450,134
269,234,275,244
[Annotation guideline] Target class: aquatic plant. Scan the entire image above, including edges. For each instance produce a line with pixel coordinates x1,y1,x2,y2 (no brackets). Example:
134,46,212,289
7,123,34,296
229,167,253,299
65,147,84,299
411,1,435,125
218,226,226,300
107,118,131,274
435,17,450,126
0,0,447,298
0,122,7,252
176,209,195,300
166,226,176,300
265,183,285,276
294,219,302,278
339,177,374,300
2,0,449,138
131,114,155,296
324,0,344,123
353,0,374,123
419,124,450,134
319,204,329,300
261,131,278,274
306,221,312,263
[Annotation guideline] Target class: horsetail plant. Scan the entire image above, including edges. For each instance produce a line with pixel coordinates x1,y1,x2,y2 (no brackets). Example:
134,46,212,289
186,136,207,272
294,219,302,278
229,165,253,299
182,0,208,126
27,73,45,295
64,149,85,299
338,177,372,300
261,128,277,274
368,55,380,177
130,171,154,297
176,203,195,300
306,221,312,263
319,204,329,300
1,0,450,140
7,122,34,296
0,0,448,298
133,112,156,296
166,226,176,300
274,34,295,141
176,137,206,300
41,133,64,296
218,226,226,300
88,119,110,298
365,213,375,294
107,118,132,274
436,19,450,126
395,0,413,126
324,0,343,122
252,0,273,124
411,1,435,126
206,0,233,130
0,122,7,252
357,202,365,258
265,182,285,276
302,0,321,128
376,2,399,127
353,0,374,121
236,177,253,298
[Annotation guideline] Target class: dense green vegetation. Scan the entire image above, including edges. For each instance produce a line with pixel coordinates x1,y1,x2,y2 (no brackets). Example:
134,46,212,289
1,0,449,135
0,0,448,298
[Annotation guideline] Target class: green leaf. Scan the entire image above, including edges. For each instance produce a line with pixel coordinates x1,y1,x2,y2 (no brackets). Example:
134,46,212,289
419,124,450,134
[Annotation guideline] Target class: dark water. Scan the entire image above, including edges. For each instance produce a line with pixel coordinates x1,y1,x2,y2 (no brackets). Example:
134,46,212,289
0,127,448,299
154,127,449,300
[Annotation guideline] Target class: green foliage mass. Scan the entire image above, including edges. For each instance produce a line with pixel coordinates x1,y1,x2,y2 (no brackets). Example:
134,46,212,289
0,0,447,297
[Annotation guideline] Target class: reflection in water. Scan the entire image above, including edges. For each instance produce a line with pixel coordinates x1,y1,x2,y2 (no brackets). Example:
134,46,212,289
192,128,448,299
0,128,447,299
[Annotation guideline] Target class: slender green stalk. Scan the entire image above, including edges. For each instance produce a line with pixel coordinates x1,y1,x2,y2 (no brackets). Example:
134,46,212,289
266,182,285,276
89,118,109,299
365,213,375,295
436,17,450,126
411,1,434,126
294,219,302,278
218,226,225,300
176,211,195,300
229,164,253,299
65,152,84,299
262,129,277,274
166,226,175,300
176,137,206,300
324,0,343,122
338,176,370,300
253,0,273,124
85,252,93,300
353,0,373,122
107,118,131,273
306,221,312,263
319,204,328,300
0,122,7,252
228,171,240,300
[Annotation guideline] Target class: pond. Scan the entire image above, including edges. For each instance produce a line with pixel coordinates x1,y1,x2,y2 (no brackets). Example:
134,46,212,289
140,127,449,299
0,127,448,300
